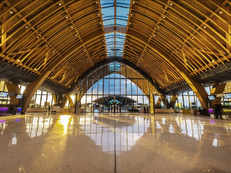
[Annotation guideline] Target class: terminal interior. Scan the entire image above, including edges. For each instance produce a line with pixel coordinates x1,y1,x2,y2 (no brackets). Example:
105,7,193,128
0,0,231,172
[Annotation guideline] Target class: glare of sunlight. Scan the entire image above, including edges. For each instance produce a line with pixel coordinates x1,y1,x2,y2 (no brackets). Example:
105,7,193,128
31,115,72,169
11,133,17,145
169,124,175,134
162,117,166,125
212,138,218,147
58,115,72,135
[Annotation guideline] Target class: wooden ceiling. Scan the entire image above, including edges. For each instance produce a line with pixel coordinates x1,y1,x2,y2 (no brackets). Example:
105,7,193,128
0,0,230,94
124,0,231,89
0,0,106,88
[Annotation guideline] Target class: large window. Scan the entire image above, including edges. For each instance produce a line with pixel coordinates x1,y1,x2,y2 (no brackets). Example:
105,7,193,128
30,89,55,108
176,91,202,109
78,62,156,113
175,86,214,109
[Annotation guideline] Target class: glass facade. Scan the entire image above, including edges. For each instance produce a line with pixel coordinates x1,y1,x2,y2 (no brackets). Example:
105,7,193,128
30,89,55,108
0,80,55,108
78,62,154,113
175,91,202,109
1,79,231,112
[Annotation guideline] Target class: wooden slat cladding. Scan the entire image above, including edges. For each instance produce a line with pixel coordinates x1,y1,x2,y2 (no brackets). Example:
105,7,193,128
123,0,231,89
0,0,106,88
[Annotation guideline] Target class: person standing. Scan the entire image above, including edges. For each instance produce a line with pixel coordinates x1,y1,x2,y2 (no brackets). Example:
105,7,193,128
217,103,223,119
214,97,223,119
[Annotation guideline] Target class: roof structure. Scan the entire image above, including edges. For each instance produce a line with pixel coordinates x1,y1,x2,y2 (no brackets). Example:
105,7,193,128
0,0,231,98
74,60,157,99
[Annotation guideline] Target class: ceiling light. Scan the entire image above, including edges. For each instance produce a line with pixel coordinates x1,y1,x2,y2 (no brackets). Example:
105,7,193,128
9,10,14,15
58,2,62,6
65,16,68,19
219,10,223,14
169,1,173,6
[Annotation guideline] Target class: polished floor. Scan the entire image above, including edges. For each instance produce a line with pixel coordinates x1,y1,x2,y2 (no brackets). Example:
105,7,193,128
0,113,231,173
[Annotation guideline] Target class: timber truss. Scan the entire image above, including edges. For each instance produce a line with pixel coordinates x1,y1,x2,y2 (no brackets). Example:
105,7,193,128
0,0,231,110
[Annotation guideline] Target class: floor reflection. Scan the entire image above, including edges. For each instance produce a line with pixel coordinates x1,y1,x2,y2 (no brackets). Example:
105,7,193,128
0,120,6,135
175,116,204,141
0,113,231,172
25,115,54,138
1,114,231,150
78,114,150,153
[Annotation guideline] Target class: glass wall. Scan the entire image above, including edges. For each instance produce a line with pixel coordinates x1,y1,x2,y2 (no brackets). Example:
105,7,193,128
175,91,201,109
2,78,230,111
30,89,55,108
0,80,55,108
175,86,212,109
78,62,154,113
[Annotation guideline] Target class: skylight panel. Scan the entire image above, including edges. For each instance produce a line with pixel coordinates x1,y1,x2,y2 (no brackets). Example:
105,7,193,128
100,0,131,57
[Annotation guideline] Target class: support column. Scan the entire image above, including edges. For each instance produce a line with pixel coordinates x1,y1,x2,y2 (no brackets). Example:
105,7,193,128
160,95,170,108
5,82,20,114
169,94,178,108
65,95,74,107
22,70,52,114
149,93,154,114
155,95,170,108
74,93,82,114
210,82,226,106
5,82,20,105
56,94,67,109
211,82,226,96
156,96,161,108
65,94,74,112
53,94,57,105
123,34,209,110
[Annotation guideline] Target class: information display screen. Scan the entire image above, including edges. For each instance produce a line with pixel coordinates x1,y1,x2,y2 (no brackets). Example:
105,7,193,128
224,93,231,99
0,92,8,97
208,95,215,100
16,95,23,99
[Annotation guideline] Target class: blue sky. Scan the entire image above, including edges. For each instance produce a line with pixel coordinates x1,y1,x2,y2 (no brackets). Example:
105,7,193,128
81,73,149,104
100,0,131,56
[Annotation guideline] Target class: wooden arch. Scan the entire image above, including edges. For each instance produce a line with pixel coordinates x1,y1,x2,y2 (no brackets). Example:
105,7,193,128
2,0,230,112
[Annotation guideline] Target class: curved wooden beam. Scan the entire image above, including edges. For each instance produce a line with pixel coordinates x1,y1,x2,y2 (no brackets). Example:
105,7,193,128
125,33,209,109
22,30,208,113
68,57,164,95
